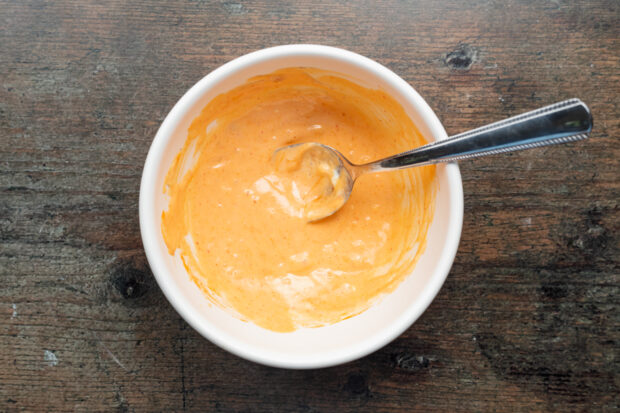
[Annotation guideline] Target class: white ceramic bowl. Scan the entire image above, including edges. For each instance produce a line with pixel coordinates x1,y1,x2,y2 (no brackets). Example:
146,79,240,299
139,45,463,369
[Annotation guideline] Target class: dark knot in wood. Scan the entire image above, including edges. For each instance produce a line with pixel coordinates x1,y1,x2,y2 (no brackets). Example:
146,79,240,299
111,261,152,300
445,43,478,70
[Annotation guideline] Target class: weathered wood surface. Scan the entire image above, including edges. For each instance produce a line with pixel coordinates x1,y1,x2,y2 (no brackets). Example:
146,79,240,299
1,0,618,411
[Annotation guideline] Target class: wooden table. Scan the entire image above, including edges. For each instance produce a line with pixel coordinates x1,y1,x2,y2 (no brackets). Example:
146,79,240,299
2,1,618,411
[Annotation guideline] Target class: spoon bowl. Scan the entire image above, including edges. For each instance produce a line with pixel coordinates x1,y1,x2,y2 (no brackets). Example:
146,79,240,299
272,142,355,221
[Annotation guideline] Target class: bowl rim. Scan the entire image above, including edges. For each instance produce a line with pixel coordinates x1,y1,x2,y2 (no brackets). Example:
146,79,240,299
139,44,463,369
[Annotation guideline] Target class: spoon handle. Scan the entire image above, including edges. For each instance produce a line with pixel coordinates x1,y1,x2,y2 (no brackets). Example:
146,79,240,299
373,99,592,170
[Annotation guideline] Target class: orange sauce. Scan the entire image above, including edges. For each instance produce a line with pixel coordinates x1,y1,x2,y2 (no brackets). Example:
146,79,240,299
161,68,436,332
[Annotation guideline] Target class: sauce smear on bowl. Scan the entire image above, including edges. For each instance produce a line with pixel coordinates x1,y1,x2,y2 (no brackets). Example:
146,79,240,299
161,68,436,332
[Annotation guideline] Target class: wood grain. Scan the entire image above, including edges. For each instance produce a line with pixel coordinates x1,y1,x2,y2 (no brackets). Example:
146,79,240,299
1,0,618,411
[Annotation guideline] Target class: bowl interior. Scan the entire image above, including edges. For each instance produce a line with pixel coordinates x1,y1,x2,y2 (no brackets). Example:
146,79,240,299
140,46,463,368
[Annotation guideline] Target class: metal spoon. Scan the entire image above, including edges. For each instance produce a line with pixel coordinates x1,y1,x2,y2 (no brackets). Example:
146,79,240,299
274,98,592,221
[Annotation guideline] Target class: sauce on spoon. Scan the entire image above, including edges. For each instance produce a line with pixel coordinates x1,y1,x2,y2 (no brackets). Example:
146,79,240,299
271,142,351,221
